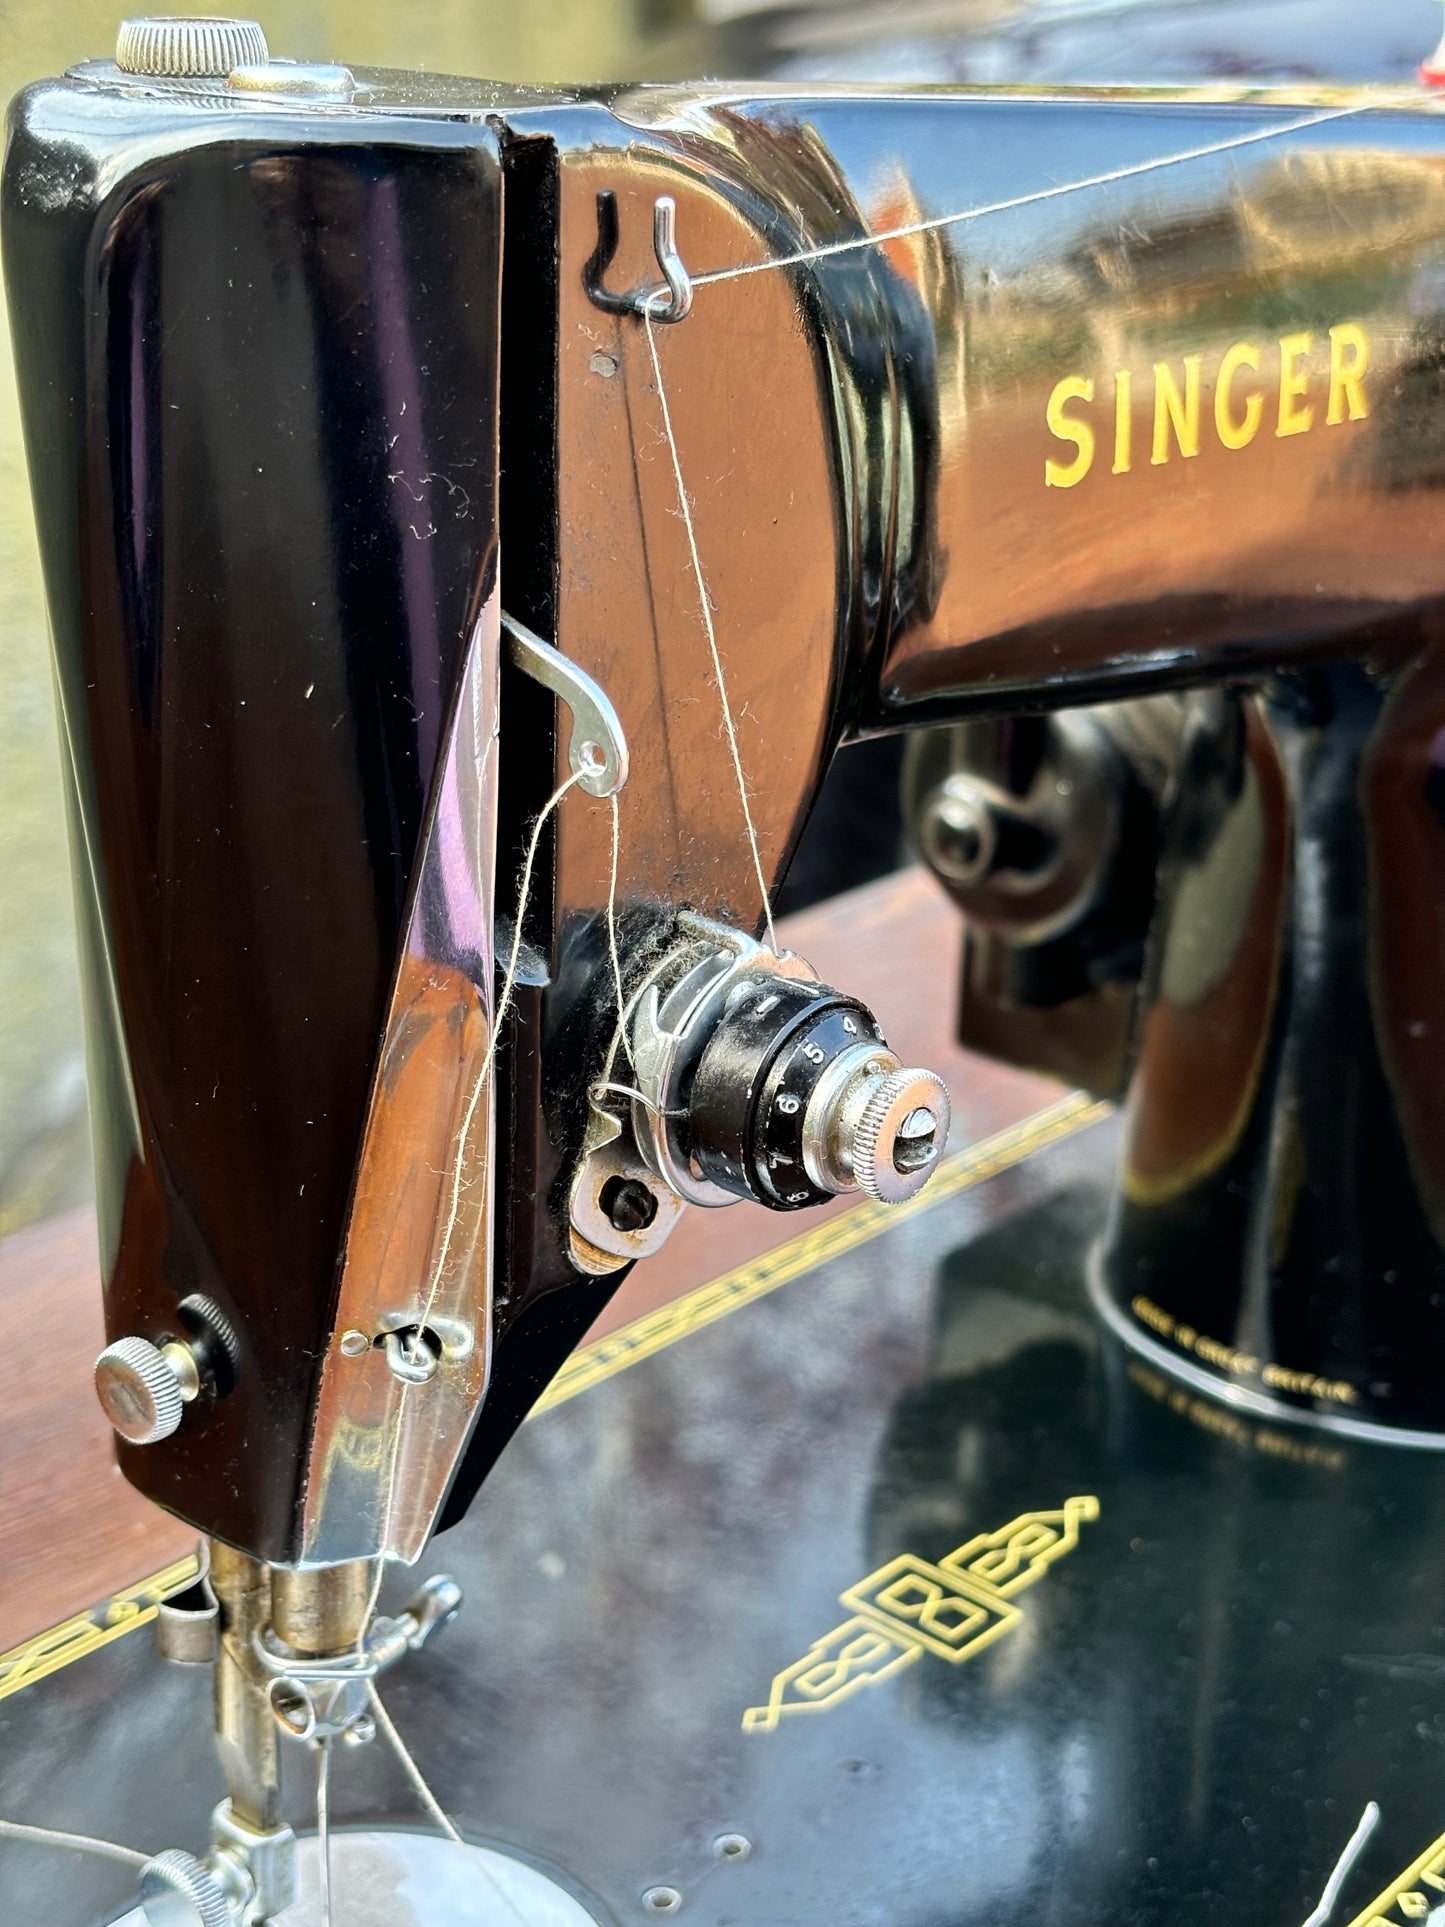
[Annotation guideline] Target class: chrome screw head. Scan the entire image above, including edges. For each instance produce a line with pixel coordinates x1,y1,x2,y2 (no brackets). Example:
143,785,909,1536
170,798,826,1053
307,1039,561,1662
94,1335,195,1444
852,1067,952,1205
116,17,268,76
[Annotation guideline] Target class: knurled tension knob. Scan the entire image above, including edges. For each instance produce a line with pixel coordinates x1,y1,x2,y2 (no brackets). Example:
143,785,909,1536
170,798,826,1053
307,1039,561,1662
116,17,268,76
850,1066,951,1205
95,1335,200,1445
138,1848,234,1927
672,962,953,1210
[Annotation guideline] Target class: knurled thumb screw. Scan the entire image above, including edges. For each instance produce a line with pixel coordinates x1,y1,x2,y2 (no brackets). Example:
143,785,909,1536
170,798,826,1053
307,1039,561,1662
137,1848,234,1927
94,1335,201,1444
116,17,268,77
852,1067,951,1204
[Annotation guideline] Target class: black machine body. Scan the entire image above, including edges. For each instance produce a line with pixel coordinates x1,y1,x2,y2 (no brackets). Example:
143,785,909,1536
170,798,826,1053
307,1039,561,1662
6,29,1445,1913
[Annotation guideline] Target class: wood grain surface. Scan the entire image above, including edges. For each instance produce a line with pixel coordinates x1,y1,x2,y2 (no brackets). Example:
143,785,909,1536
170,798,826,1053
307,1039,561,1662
0,867,1057,1652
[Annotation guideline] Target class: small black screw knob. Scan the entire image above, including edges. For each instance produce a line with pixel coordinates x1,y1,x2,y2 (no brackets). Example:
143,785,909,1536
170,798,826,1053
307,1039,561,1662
601,1176,658,1233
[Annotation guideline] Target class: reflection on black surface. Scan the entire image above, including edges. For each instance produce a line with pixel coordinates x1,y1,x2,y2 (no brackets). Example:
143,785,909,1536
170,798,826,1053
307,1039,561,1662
1100,665,1445,1439
4,1143,1445,1926
862,1181,1445,1924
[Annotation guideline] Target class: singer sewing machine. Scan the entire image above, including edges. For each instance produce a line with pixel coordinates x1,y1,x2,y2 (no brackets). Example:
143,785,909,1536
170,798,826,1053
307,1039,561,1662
6,2,1445,1921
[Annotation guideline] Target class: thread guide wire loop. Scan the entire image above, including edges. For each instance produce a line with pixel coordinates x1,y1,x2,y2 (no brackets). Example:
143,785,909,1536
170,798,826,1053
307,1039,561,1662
585,190,694,323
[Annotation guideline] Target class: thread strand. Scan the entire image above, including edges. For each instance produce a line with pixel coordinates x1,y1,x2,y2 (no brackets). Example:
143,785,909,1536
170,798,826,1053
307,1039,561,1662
359,766,587,1578
370,1685,530,1927
643,306,779,951
316,1739,334,1927
682,97,1424,293
418,765,587,1344
0,1817,148,1868
607,791,625,1030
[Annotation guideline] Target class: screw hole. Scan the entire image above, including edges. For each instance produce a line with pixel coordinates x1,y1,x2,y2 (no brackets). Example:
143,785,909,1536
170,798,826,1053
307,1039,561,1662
642,1888,682,1914
713,1832,752,1862
578,740,607,775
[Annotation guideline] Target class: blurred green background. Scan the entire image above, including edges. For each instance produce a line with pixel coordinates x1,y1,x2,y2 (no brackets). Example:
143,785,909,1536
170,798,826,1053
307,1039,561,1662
0,0,726,1239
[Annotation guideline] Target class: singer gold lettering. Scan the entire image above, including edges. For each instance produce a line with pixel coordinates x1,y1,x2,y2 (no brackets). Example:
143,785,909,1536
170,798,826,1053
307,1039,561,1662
1044,322,1371,486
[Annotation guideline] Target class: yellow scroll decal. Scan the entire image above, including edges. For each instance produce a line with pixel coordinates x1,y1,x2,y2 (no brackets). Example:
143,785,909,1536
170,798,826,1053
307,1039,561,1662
743,1494,1098,1734
1345,1828,1445,1927
0,1554,200,1702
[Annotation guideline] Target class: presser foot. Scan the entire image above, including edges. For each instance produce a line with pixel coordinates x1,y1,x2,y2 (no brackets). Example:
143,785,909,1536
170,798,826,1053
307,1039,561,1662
129,1800,296,1927
113,1828,600,1927
120,1567,469,1926
272,1830,602,1926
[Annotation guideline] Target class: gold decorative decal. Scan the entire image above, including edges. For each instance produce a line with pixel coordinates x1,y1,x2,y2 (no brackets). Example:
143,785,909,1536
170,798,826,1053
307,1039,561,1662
1344,1827,1445,1927
743,1495,1099,1734
1044,322,1370,487
0,1092,1111,1702
1126,1360,1346,1470
0,1554,199,1703
1130,1291,1360,1407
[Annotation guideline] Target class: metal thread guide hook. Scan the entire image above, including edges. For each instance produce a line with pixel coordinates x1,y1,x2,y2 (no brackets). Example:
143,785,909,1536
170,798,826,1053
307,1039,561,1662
585,190,693,323
501,613,629,798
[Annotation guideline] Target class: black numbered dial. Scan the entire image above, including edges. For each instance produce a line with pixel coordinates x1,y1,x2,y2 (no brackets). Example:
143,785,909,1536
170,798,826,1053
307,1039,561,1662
752,1007,888,1206
685,975,887,1210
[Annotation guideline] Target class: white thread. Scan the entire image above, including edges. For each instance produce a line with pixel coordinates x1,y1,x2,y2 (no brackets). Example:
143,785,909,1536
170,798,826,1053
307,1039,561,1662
481,767,589,1094
1301,1801,1380,1927
589,1079,675,1116
607,791,625,1029
596,966,661,1107
369,1685,462,1843
0,1816,148,1868
370,1685,530,1927
683,98,1426,293
418,765,587,1343
356,766,588,1583
355,1426,405,1656
356,1547,388,1660
316,1738,334,1927
643,304,779,951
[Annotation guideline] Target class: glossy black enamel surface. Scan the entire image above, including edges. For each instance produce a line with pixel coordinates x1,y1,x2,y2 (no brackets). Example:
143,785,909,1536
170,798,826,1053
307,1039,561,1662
14,52,1445,1560
3,82,502,1559
1100,664,1445,1438
780,92,1445,721
6,1117,1445,1926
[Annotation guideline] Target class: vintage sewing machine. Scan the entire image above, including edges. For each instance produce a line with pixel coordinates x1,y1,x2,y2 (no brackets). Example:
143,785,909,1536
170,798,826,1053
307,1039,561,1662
6,5,1445,1922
